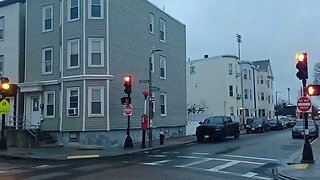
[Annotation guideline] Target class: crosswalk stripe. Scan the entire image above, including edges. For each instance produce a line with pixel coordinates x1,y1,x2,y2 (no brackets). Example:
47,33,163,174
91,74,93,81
175,159,211,168
242,172,258,178
207,161,240,171
192,152,210,155
148,155,166,158
178,156,265,165
142,160,172,166
223,154,279,162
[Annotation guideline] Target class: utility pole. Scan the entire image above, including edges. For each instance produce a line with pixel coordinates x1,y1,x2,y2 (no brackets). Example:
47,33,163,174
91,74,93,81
287,88,291,105
236,34,245,127
275,91,281,121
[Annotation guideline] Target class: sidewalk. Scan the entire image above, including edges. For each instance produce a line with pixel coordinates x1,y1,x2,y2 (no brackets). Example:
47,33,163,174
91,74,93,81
0,135,198,160
274,137,320,180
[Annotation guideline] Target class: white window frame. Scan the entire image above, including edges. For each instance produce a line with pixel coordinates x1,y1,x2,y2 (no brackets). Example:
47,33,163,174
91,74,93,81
230,107,234,116
228,64,233,75
88,0,104,19
160,93,167,116
88,86,104,117
0,16,4,40
149,13,154,34
42,5,53,32
151,92,155,112
160,55,166,79
67,39,80,69
68,0,80,21
67,87,80,117
88,38,104,67
160,18,166,42
42,47,53,75
44,91,55,118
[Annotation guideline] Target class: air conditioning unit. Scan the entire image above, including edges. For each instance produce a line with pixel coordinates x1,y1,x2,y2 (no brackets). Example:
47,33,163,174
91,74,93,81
68,108,78,116
236,72,241,77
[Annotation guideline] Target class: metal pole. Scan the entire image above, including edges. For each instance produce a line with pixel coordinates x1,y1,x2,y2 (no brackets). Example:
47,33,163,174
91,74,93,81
148,54,153,147
124,93,133,149
287,88,290,105
141,97,147,148
237,34,245,127
301,79,314,163
0,97,7,150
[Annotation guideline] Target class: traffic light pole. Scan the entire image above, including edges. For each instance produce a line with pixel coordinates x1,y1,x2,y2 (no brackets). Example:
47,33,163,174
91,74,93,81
148,56,153,148
0,96,7,150
301,79,314,163
124,93,133,149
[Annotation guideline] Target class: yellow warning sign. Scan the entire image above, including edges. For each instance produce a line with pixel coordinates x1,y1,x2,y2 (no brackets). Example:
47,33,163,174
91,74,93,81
0,98,10,114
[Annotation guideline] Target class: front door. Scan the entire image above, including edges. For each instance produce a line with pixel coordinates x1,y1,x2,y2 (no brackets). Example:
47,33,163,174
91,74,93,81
30,96,41,128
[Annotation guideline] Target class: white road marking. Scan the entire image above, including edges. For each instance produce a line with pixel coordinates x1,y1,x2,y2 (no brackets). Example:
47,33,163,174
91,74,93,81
162,151,180,154
192,152,210,155
175,159,212,168
148,155,166,158
178,156,265,165
223,154,279,162
242,172,258,178
32,165,50,169
142,160,172,166
254,176,273,180
207,161,240,171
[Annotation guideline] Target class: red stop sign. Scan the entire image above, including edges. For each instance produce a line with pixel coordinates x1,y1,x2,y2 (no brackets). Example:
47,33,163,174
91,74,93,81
297,97,311,112
123,104,132,116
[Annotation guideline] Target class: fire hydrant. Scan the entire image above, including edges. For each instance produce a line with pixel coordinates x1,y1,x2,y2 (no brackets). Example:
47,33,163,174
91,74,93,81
159,130,165,145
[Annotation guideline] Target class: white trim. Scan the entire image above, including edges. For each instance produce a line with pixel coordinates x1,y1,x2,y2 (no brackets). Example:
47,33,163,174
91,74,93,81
106,0,110,131
42,47,53,75
62,74,113,81
88,0,104,19
83,80,86,131
152,92,155,112
160,92,167,116
160,55,166,79
44,91,55,118
88,38,104,67
151,54,155,73
42,5,53,32
67,87,80,117
60,82,63,131
0,16,4,40
88,86,104,117
67,39,80,69
149,13,154,34
25,0,28,82
83,0,86,75
67,0,80,22
159,18,166,42
107,80,110,130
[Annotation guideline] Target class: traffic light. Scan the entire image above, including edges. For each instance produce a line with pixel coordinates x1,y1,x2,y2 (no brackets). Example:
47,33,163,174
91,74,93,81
295,53,308,80
121,97,131,105
305,85,320,96
123,75,132,94
0,77,18,97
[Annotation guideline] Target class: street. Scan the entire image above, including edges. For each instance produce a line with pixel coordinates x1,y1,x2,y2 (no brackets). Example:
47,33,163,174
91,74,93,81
0,129,305,180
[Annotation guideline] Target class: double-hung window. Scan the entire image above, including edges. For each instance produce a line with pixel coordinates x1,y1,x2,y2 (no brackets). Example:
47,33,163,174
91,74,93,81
67,88,79,117
88,38,104,67
243,69,247,80
160,93,167,116
244,89,248,99
0,17,4,40
160,19,166,42
68,0,79,21
160,56,166,79
0,55,3,76
228,64,232,75
88,86,104,116
229,86,233,97
44,91,55,118
149,13,154,33
42,5,53,32
67,39,80,69
89,0,103,19
42,47,53,74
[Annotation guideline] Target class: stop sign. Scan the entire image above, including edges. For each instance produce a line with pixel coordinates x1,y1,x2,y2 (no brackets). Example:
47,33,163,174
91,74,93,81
123,104,132,116
297,97,312,112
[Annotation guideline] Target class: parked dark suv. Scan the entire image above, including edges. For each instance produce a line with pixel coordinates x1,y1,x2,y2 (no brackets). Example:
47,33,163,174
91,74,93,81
196,116,240,142
246,117,269,133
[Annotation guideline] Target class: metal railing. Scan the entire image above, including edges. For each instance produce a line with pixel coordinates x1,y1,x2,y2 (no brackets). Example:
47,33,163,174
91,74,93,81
7,116,39,140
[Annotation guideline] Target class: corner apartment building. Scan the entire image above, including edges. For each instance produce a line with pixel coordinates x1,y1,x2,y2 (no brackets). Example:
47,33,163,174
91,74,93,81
21,0,186,146
241,61,255,119
0,0,25,126
187,55,242,122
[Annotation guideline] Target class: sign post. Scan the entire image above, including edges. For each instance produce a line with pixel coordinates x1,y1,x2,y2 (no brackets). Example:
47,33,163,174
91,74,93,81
0,98,10,150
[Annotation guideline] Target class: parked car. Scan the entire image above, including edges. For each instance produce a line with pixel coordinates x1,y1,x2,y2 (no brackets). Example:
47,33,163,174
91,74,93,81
281,118,292,128
292,120,319,139
196,116,240,142
268,119,284,131
246,117,269,133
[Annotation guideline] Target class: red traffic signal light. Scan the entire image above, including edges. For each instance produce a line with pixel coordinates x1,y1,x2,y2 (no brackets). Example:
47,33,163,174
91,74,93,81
123,75,132,94
305,85,320,96
295,53,308,80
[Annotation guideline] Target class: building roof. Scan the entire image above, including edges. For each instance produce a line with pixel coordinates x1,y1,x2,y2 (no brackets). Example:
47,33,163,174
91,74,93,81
0,0,25,8
188,55,239,63
252,60,270,70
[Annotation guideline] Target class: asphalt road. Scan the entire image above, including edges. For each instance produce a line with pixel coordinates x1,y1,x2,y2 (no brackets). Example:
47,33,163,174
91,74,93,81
0,129,306,180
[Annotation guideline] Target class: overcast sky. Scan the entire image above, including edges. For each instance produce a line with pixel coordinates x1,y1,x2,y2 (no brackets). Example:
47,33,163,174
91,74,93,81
149,0,320,104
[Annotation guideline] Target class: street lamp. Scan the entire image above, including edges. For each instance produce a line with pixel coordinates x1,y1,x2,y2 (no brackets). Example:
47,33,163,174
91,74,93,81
149,48,162,147
236,34,245,127
275,91,281,121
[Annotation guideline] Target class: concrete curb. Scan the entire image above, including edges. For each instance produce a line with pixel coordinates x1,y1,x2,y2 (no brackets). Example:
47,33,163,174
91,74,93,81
273,137,320,180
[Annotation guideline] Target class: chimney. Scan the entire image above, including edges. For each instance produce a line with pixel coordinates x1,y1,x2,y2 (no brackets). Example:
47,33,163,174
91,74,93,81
204,55,208,58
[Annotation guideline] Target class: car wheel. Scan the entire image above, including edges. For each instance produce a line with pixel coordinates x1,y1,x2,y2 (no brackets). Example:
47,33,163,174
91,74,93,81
197,136,204,142
221,133,226,141
234,133,239,139
246,130,250,134
262,128,265,133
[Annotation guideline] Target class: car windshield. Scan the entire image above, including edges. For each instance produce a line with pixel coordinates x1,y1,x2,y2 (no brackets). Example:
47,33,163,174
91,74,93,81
268,120,276,124
203,116,224,125
248,118,262,124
